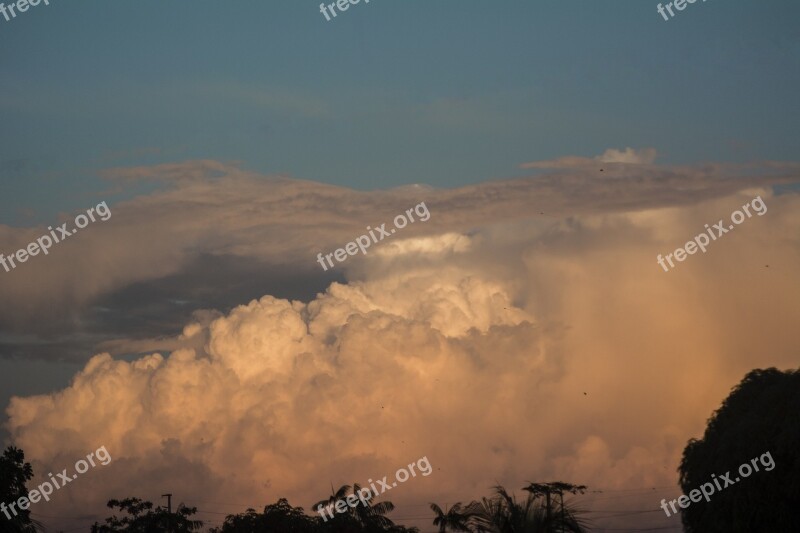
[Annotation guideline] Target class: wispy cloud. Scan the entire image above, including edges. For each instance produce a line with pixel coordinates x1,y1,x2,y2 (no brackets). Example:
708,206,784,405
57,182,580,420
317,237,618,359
521,146,658,168
194,81,333,118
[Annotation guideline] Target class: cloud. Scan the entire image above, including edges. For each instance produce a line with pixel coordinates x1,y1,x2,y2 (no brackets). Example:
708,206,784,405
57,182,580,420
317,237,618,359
3,156,797,362
195,81,333,119
521,146,658,168
597,147,658,165
99,159,238,183
3,157,800,529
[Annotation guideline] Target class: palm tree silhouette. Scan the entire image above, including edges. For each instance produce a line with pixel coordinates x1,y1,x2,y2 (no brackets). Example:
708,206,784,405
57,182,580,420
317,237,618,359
464,485,588,532
313,483,396,531
313,483,352,518
523,482,586,531
429,502,473,532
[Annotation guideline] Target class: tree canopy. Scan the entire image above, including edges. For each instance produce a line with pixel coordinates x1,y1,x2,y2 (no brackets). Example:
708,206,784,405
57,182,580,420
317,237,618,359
90,497,203,532
0,446,41,533
678,367,800,532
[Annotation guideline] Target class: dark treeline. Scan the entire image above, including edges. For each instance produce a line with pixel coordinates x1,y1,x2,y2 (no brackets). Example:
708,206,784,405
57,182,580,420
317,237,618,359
87,481,589,533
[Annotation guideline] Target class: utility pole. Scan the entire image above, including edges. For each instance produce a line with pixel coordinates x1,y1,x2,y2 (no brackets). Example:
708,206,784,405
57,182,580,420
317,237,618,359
545,490,551,523
559,489,565,533
162,493,172,533
162,493,172,513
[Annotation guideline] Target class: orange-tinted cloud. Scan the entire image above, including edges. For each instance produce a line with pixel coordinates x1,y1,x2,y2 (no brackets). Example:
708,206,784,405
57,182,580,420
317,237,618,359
2,156,799,530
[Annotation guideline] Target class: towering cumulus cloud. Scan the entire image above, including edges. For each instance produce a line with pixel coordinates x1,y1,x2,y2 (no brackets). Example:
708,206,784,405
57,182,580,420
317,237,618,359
3,155,800,529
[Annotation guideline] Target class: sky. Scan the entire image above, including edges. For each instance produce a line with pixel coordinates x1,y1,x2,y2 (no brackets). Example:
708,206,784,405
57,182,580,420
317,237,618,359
2,0,799,223
0,1,799,532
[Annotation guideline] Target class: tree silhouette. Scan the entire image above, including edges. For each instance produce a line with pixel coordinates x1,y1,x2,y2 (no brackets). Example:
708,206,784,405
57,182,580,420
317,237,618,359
522,482,586,531
313,483,398,532
213,493,417,532
260,498,317,532
346,484,396,531
678,367,800,532
312,484,361,532
208,507,263,532
91,497,203,532
465,485,587,533
210,498,317,532
0,446,43,533
429,502,473,532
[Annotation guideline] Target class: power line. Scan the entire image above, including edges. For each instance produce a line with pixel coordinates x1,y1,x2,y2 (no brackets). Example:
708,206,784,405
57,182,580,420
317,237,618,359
600,526,683,531
588,485,677,493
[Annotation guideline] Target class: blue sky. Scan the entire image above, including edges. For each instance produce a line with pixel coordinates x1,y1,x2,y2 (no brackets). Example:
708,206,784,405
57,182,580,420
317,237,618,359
1,1,798,225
